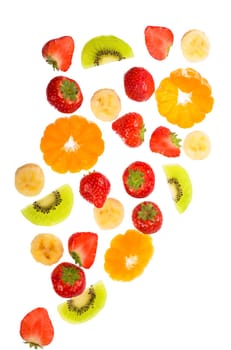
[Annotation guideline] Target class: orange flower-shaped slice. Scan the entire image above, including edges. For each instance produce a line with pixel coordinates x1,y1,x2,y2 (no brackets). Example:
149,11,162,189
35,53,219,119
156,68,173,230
104,229,154,281
155,68,214,128
40,115,104,173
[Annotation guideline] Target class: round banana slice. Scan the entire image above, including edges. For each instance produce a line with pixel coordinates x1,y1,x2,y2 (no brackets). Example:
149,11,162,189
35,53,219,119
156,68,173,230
181,29,210,62
30,233,64,265
183,130,211,160
15,163,45,196
93,197,124,229
90,88,121,121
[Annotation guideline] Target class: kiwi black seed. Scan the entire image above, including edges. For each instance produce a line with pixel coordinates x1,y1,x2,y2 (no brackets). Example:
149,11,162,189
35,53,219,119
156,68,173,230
57,281,107,323
21,184,74,226
163,164,192,214
81,35,134,68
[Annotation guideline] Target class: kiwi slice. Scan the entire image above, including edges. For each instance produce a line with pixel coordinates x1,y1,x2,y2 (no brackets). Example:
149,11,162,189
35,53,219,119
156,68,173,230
81,35,134,68
21,184,74,226
57,281,107,324
163,164,192,214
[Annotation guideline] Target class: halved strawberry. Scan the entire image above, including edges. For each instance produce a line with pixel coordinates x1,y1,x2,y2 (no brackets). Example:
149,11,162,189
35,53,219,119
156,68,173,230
20,307,54,348
144,26,174,60
68,232,98,269
112,112,146,147
149,126,181,157
42,35,74,71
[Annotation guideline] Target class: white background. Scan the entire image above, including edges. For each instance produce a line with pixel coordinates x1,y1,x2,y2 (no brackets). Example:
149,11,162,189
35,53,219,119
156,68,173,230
1,1,231,349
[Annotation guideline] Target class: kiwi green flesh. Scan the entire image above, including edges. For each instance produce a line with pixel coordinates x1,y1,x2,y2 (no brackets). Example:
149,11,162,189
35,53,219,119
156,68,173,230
163,164,192,214
21,184,74,226
81,35,134,68
57,281,107,324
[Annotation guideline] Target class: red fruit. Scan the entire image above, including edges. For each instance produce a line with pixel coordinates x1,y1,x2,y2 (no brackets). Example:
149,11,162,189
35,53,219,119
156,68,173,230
51,262,86,298
112,112,146,147
46,76,83,113
122,161,155,198
68,232,98,269
20,307,54,348
144,26,174,60
124,67,155,102
149,126,181,157
42,35,74,71
132,201,163,234
79,171,111,208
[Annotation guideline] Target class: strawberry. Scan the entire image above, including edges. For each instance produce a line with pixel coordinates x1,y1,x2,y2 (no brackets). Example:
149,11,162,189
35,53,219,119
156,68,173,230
122,161,155,198
46,76,83,113
149,126,181,157
144,26,174,60
68,232,98,269
132,201,163,234
112,112,146,147
51,262,86,298
19,307,54,348
42,35,74,71
124,66,155,102
79,171,111,208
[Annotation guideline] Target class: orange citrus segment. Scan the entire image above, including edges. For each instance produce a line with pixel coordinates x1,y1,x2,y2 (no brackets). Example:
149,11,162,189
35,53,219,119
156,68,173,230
104,229,154,282
155,67,214,128
40,115,104,173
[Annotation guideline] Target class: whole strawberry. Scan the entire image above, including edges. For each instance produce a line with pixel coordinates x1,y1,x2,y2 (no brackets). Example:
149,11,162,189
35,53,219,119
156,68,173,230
20,307,54,348
122,161,155,198
112,112,146,147
42,35,74,71
51,262,86,298
124,66,155,102
144,26,174,60
46,76,83,113
79,171,111,208
149,126,181,157
132,201,163,234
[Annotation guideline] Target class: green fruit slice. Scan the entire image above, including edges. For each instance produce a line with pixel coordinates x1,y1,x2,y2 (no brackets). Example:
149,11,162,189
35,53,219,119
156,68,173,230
21,184,74,226
81,35,134,68
57,281,107,323
163,164,192,213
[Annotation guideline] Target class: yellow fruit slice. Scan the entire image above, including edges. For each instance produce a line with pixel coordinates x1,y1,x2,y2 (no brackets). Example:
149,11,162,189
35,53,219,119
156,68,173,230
183,130,211,160
15,163,45,196
30,233,64,265
93,197,124,229
90,88,121,121
181,29,210,62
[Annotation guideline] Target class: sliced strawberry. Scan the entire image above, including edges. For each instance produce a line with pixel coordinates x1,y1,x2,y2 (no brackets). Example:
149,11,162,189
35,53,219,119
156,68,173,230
20,307,54,348
42,35,74,71
68,232,98,269
144,26,174,60
79,171,111,208
149,126,181,157
46,76,83,113
112,112,146,147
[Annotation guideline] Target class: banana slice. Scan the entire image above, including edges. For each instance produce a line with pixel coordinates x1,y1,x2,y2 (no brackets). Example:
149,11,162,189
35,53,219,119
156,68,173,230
183,130,211,160
90,88,121,121
15,163,45,196
30,233,64,265
181,29,210,62
93,197,124,229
